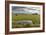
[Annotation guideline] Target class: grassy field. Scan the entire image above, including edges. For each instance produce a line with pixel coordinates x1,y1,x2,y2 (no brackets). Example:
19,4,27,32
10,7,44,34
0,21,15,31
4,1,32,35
12,14,40,28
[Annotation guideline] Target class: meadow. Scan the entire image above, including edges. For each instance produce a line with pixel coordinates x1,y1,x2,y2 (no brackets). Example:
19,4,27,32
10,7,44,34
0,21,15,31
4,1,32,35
12,14,40,28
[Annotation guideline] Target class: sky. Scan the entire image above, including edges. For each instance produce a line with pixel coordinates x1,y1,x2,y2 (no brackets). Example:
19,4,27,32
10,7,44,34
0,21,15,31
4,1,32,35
12,6,40,14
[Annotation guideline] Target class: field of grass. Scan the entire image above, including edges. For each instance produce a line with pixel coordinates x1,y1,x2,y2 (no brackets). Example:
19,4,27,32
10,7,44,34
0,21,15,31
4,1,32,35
12,14,40,28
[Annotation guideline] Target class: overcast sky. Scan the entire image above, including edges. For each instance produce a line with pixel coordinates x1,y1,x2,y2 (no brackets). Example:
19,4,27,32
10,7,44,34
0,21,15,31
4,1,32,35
12,6,40,14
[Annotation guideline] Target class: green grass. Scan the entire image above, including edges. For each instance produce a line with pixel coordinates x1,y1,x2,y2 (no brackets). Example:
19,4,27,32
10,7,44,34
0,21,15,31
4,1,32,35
12,14,40,28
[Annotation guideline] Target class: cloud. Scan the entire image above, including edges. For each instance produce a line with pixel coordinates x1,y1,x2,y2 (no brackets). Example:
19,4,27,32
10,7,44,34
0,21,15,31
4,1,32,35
12,6,40,14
